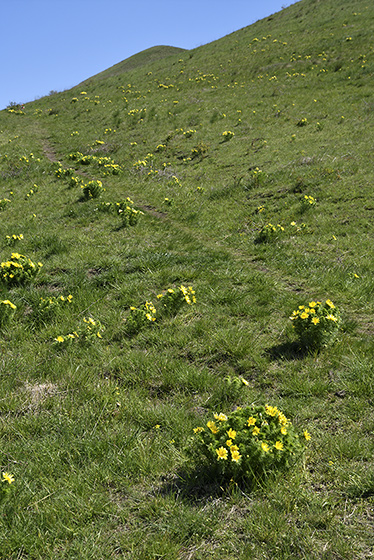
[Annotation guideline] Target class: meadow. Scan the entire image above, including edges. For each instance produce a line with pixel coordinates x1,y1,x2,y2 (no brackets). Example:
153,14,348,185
0,0,374,557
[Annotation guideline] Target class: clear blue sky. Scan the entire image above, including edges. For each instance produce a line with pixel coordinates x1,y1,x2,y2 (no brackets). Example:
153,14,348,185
1,0,299,110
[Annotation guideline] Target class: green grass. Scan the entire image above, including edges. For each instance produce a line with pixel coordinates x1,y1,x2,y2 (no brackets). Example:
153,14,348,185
1,0,374,557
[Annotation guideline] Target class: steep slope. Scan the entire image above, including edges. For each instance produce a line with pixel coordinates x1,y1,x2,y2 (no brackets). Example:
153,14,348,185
0,0,374,558
80,45,187,84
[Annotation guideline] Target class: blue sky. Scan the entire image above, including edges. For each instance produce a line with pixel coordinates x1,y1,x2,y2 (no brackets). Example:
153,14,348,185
1,0,299,110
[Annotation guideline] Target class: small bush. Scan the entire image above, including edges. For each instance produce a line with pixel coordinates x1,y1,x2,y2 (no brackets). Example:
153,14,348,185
289,299,341,349
117,198,144,226
190,404,310,483
82,180,105,199
0,253,43,286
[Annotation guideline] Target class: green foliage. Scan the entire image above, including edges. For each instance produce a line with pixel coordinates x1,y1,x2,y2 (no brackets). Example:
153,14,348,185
1,0,374,556
5,233,24,246
36,293,73,320
0,299,17,327
81,179,105,199
124,301,157,334
54,316,104,346
256,222,285,243
157,285,196,315
0,253,43,285
0,198,11,210
117,197,144,226
190,404,309,482
0,472,15,505
290,299,341,349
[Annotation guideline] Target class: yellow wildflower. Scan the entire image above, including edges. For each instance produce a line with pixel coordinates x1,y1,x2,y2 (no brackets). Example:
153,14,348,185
216,447,228,460
207,421,219,434
2,472,14,484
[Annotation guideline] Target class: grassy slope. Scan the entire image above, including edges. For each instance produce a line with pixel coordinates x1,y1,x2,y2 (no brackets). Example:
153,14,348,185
0,0,374,558
80,45,187,83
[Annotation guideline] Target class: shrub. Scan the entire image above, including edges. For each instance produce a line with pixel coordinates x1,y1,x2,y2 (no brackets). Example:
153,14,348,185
191,404,310,483
289,299,340,349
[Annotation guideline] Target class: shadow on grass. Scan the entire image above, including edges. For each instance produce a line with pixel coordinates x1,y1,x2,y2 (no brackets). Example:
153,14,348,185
264,340,315,361
155,465,261,504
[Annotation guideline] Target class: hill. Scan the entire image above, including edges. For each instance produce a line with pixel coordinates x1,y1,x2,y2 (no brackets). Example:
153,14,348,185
0,0,374,558
80,45,187,84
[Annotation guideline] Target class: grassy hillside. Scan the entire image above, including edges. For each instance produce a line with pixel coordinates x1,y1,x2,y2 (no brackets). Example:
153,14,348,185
80,45,187,83
1,0,374,558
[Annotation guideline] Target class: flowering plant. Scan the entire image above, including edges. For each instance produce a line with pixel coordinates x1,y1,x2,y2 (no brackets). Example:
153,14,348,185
37,294,73,320
0,199,11,211
0,253,43,285
55,167,74,179
54,316,104,347
0,299,17,327
296,117,308,127
191,404,310,482
289,299,340,348
156,285,196,315
301,194,316,209
124,301,156,334
117,198,144,226
255,223,285,243
247,167,265,188
6,233,24,246
0,472,15,505
222,130,235,141
82,180,105,199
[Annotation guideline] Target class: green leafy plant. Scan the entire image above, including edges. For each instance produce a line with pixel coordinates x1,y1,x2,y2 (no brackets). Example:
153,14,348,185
117,198,144,226
255,223,285,243
5,233,24,246
191,404,310,483
156,285,196,315
296,117,308,127
37,294,73,320
0,299,17,327
81,180,105,199
222,130,235,141
247,167,266,188
54,316,104,347
124,301,156,334
0,199,11,211
0,472,15,505
301,194,317,209
0,253,43,285
289,299,341,348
